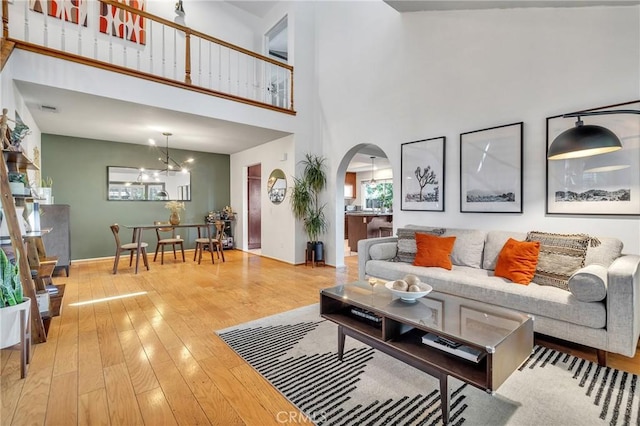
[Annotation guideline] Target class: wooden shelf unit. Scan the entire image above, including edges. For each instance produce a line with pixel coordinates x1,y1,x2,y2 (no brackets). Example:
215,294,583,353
1,149,48,344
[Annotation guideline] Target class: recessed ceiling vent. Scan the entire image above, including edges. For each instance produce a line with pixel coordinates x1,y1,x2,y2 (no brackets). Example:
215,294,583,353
40,105,58,113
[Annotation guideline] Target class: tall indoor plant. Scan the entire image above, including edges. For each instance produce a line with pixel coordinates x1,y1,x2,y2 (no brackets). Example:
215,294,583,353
290,153,328,263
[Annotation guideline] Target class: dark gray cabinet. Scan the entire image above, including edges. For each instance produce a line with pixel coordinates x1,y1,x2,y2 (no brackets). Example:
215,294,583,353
40,204,71,276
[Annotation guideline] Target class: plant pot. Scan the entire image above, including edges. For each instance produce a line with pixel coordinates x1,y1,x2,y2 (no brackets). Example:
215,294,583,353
9,182,24,195
306,241,324,262
38,187,53,204
0,297,30,349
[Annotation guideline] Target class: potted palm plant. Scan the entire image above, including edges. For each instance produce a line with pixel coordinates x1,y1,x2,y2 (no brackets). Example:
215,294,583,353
290,153,328,264
0,247,30,349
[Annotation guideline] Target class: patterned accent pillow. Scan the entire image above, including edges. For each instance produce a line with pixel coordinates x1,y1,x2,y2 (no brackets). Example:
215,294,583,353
525,231,591,291
395,227,446,263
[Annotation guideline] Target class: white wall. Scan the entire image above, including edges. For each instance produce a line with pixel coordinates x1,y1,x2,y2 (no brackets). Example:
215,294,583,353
230,135,296,262
0,58,43,180
313,2,640,260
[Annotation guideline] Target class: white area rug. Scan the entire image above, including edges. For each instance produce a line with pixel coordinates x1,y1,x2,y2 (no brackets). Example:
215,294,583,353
217,304,639,426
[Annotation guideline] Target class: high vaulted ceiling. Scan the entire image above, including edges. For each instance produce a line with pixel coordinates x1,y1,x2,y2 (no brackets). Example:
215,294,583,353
383,0,640,13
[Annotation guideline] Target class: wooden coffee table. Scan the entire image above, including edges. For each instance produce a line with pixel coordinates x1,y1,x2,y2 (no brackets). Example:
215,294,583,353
320,281,534,424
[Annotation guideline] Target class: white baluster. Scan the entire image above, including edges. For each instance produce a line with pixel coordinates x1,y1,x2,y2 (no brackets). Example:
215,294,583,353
173,28,177,80
198,37,202,86
149,21,154,74
208,42,212,89
218,44,222,91
23,0,29,43
162,25,166,77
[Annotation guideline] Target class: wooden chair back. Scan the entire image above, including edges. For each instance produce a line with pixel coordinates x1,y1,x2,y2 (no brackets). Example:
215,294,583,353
214,220,225,240
110,224,122,248
154,221,175,239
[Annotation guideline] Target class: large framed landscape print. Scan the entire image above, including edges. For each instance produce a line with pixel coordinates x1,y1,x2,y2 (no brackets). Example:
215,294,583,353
460,122,523,213
400,136,445,211
546,100,640,215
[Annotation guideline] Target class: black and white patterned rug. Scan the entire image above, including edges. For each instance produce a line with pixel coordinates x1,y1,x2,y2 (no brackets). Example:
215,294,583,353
217,304,640,426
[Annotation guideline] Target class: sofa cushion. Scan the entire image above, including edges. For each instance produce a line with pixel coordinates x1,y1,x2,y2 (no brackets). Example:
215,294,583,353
395,226,445,263
443,228,486,268
483,230,528,270
494,238,540,285
526,231,590,291
568,264,608,302
585,237,623,267
413,233,456,270
369,242,398,261
364,260,606,329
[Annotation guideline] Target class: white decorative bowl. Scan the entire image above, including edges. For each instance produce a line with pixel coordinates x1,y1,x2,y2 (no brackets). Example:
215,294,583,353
385,281,433,302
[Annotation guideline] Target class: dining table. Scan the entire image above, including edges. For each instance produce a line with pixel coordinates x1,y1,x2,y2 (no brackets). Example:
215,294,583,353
123,223,218,274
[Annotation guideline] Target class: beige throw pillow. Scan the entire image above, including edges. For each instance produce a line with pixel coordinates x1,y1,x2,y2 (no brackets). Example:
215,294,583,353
525,231,591,291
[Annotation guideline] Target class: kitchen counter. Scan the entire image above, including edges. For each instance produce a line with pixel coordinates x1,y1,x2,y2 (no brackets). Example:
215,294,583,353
346,213,392,252
345,211,392,216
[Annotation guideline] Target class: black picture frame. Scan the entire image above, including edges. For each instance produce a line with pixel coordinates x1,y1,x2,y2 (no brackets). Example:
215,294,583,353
400,136,446,211
460,122,523,213
546,100,640,216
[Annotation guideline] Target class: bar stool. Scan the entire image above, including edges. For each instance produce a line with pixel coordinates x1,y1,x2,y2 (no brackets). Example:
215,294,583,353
379,224,393,237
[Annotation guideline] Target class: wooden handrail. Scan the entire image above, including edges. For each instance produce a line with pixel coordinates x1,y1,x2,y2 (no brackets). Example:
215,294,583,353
2,0,7,39
9,39,296,115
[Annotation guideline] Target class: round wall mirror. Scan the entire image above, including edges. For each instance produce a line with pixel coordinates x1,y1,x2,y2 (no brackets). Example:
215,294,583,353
267,169,287,204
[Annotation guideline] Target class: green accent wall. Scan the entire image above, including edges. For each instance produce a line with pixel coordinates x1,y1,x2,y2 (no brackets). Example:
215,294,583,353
41,134,231,260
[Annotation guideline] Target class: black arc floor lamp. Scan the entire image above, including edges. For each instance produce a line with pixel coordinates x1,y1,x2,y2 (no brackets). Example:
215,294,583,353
548,108,640,160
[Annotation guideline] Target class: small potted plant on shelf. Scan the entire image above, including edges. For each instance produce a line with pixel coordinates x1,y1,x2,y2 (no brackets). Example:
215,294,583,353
165,200,185,225
0,247,30,349
39,176,53,204
8,172,26,195
290,153,328,264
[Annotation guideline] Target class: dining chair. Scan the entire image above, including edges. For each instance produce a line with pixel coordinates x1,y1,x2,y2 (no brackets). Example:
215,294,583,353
193,222,225,264
110,224,149,274
153,221,185,264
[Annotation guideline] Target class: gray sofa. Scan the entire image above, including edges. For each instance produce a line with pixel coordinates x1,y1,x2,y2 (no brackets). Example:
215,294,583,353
358,225,640,360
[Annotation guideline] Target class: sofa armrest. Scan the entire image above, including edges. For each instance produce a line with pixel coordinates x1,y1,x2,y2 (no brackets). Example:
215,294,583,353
606,254,640,357
357,236,398,280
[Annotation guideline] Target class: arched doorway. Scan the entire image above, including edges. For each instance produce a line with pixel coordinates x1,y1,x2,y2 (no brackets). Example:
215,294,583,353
335,144,393,267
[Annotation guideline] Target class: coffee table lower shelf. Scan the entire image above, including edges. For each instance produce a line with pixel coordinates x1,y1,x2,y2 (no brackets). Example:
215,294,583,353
320,291,533,425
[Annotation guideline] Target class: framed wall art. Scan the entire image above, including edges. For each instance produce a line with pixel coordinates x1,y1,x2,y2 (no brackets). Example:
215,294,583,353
99,0,147,45
400,136,445,211
546,100,640,215
460,122,523,213
30,0,88,26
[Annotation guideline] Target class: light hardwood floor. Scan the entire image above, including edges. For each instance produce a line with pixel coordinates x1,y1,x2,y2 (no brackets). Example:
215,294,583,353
2,250,639,425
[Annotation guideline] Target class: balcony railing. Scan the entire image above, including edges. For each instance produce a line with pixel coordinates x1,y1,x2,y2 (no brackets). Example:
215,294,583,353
1,0,295,114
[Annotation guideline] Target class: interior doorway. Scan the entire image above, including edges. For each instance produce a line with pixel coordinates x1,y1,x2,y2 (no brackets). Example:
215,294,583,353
265,15,288,108
247,164,262,250
338,145,393,265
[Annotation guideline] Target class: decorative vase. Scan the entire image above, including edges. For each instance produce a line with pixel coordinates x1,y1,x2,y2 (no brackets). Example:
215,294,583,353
169,212,181,225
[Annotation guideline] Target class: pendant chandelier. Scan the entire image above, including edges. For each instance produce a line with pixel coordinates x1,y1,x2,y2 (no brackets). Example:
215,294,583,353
150,132,194,175
369,156,376,186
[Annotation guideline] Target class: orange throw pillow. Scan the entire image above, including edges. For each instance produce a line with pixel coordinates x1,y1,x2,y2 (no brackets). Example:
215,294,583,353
413,233,456,270
494,238,541,285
